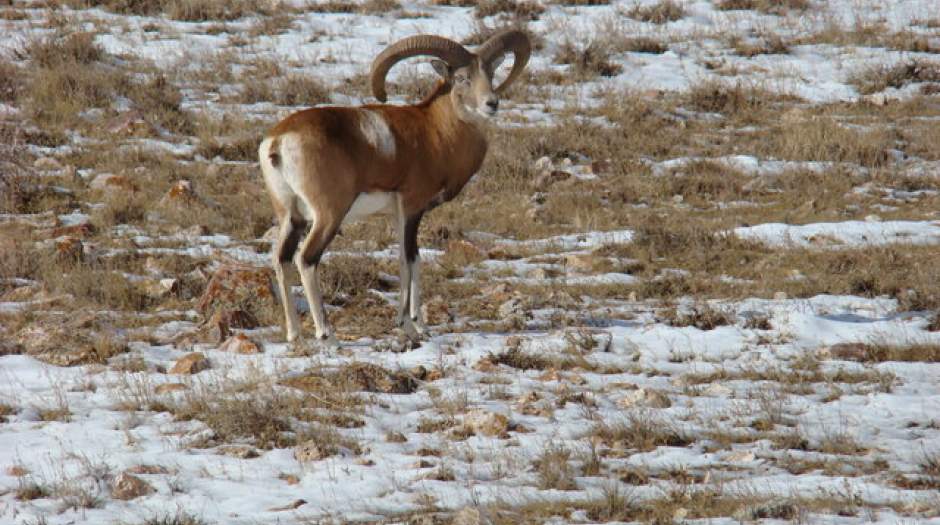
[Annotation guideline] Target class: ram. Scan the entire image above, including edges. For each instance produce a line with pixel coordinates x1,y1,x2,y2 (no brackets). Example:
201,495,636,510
259,31,531,349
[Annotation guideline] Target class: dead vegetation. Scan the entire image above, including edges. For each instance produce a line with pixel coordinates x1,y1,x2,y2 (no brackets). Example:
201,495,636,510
624,0,685,24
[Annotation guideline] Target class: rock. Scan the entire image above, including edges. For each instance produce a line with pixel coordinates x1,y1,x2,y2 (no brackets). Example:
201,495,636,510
143,278,179,299
482,282,512,302
155,383,186,394
452,507,481,525
161,180,195,204
864,93,889,106
217,445,259,459
532,169,571,188
205,309,258,343
90,173,137,191
446,239,484,261
111,472,154,500
617,388,672,409
294,441,327,462
218,334,262,355
268,499,307,512
54,236,83,262
703,383,733,397
533,156,553,171
464,410,510,438
33,156,62,171
421,295,453,326
169,352,209,374
197,264,276,319
723,450,756,462
565,253,596,272
865,214,882,223
527,267,550,280
386,431,407,443
280,473,300,485
498,297,526,319
772,291,788,301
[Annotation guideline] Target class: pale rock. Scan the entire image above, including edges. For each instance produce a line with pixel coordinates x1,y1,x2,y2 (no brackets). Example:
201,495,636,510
704,383,733,397
464,410,509,437
34,157,62,171
617,388,672,409
452,507,481,525
533,156,553,171
773,291,788,300
865,214,882,222
498,297,526,319
169,352,209,374
111,472,154,500
723,450,756,462
420,295,453,326
565,253,596,272
294,441,327,462
218,333,262,354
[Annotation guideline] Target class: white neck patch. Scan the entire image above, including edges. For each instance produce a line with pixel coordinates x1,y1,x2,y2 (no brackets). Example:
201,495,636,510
358,110,396,159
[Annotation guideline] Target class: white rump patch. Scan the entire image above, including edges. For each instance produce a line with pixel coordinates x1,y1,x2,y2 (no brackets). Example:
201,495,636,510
343,192,396,225
358,110,396,159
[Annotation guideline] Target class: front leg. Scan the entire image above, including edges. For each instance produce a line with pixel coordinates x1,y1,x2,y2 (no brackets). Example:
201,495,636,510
397,203,427,339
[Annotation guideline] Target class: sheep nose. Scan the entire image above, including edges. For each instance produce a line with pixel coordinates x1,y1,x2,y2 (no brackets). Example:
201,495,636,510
486,98,499,110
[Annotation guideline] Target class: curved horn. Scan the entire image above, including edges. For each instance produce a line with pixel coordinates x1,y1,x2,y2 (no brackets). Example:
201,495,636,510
370,35,473,102
476,29,531,94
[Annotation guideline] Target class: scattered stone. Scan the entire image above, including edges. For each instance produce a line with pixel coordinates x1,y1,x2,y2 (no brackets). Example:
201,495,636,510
197,264,276,319
217,445,260,459
533,156,553,171
865,214,883,223
33,156,62,171
703,383,733,397
452,507,481,525
617,388,672,409
143,278,179,299
723,450,756,462
564,253,596,272
154,383,186,394
218,333,262,355
473,357,499,372
169,352,209,374
127,465,169,475
527,267,550,280
463,410,510,438
111,472,154,500
421,295,453,326
268,499,307,512
294,441,327,462
386,431,408,443
355,458,375,466
446,239,484,261
90,173,137,191
538,369,562,382
498,297,526,319
533,169,571,188
280,473,300,485
54,236,83,262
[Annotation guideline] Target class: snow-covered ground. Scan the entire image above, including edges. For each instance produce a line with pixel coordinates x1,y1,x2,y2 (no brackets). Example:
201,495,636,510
2,0,940,523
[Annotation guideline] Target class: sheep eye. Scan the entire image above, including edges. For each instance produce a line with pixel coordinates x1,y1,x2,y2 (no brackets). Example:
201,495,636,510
455,75,469,84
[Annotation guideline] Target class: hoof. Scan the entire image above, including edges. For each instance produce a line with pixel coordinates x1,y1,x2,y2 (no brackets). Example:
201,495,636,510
314,333,341,352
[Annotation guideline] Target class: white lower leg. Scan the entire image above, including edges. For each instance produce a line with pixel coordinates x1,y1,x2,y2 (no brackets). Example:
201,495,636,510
296,259,333,341
274,261,301,341
408,258,424,330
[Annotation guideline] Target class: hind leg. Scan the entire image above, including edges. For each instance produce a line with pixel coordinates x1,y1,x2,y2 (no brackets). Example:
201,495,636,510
272,217,306,342
294,212,345,350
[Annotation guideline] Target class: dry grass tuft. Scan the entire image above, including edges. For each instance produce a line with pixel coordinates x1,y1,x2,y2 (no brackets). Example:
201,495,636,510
593,412,692,452
535,443,579,490
625,0,685,24
716,0,808,14
553,40,623,78
850,59,940,95
660,302,734,330
65,0,278,21
474,0,544,20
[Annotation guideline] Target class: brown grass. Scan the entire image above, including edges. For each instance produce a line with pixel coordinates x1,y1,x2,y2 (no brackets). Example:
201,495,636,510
593,412,692,452
474,0,544,20
850,59,940,95
65,0,278,20
553,40,623,78
716,0,808,14
625,0,685,24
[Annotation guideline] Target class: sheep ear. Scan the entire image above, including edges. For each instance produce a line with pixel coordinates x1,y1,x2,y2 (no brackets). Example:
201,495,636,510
430,59,452,79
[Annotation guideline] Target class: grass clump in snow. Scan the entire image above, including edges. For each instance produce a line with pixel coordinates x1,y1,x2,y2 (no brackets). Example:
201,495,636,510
592,412,692,452
625,0,685,24
553,40,623,78
716,0,808,14
850,59,940,95
64,0,279,21
474,0,545,20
